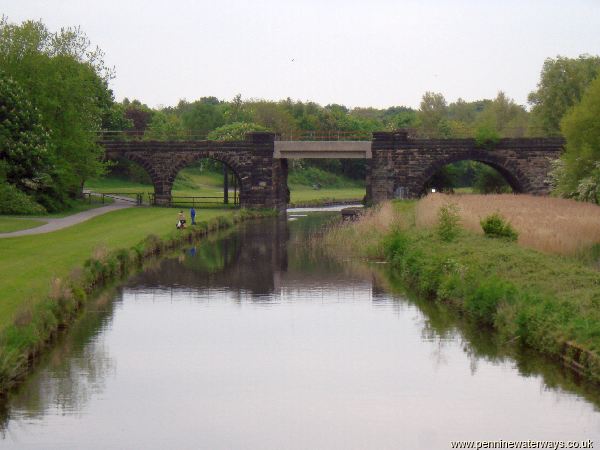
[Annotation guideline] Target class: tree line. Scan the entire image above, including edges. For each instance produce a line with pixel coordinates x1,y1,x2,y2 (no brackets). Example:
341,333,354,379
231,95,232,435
1,17,600,213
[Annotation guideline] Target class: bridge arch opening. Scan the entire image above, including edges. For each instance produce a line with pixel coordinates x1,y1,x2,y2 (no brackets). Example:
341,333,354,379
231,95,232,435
170,157,242,208
419,158,524,196
85,155,156,204
286,158,366,206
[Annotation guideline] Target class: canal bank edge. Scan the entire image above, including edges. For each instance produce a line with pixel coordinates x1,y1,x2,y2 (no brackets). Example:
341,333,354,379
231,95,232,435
385,208,600,383
0,208,277,396
329,201,600,384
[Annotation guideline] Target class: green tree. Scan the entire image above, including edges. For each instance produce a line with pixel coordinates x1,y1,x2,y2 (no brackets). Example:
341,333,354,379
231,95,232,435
0,18,115,201
144,111,185,140
246,101,296,133
207,122,268,141
528,55,600,136
0,72,54,200
472,92,528,139
416,92,451,137
179,99,226,138
554,75,600,201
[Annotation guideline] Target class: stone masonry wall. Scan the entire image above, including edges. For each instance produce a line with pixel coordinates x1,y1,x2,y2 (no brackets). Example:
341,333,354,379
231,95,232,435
368,131,564,202
102,132,286,210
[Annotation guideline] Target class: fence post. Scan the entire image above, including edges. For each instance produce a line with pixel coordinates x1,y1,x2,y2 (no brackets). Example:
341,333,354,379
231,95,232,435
223,165,229,204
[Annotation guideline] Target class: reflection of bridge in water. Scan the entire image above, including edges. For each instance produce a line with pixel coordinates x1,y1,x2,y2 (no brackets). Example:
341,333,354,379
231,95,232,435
127,217,379,301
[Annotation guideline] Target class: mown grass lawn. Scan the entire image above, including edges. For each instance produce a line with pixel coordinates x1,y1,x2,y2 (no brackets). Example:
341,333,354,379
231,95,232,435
0,207,233,332
289,185,365,203
0,217,46,233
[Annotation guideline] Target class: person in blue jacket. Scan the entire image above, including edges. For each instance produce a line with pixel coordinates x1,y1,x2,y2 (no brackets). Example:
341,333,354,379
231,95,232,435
190,206,196,225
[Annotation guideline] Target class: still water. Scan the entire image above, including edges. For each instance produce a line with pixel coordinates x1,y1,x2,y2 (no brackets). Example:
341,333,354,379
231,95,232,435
1,214,599,449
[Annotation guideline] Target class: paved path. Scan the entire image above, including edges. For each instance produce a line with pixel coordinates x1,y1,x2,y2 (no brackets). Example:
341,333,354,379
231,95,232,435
0,197,133,238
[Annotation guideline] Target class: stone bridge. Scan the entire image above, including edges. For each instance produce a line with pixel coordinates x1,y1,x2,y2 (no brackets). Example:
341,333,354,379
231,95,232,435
101,131,564,210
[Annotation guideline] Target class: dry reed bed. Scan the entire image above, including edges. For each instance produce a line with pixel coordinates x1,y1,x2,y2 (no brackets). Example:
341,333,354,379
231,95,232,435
318,202,402,259
415,193,600,255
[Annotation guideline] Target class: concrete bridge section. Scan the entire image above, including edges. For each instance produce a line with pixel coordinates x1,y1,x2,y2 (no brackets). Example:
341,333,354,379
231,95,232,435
100,131,564,210
274,140,371,159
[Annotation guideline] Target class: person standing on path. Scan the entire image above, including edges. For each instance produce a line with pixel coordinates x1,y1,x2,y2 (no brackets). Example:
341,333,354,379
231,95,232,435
190,207,196,225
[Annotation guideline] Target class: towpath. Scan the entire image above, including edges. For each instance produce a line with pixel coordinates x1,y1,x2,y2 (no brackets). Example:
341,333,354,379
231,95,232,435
0,196,133,238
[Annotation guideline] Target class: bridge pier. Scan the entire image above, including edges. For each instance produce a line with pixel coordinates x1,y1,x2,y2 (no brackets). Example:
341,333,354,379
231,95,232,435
103,132,288,211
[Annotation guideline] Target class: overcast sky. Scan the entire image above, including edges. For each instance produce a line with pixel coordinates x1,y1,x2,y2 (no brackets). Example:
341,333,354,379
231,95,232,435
3,0,600,109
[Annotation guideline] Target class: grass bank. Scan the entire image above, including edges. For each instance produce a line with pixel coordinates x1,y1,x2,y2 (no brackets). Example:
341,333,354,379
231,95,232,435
0,207,273,394
0,218,46,233
0,208,237,331
321,200,600,382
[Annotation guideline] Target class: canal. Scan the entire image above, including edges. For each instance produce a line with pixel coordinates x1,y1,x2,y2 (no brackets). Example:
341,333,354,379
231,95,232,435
1,213,599,449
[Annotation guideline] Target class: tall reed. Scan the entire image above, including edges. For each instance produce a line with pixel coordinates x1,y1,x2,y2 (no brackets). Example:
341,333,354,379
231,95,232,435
415,193,600,255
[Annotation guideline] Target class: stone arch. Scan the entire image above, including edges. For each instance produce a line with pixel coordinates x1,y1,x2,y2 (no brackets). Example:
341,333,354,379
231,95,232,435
119,152,158,185
414,150,532,195
166,151,248,203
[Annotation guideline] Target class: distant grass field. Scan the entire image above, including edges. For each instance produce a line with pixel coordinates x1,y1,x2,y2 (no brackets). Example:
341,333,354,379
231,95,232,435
0,207,233,332
0,217,46,233
289,186,365,203
86,168,227,201
87,166,365,205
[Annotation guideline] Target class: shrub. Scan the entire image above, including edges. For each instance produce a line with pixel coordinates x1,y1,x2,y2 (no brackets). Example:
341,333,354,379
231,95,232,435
0,182,46,214
475,125,501,149
464,277,516,324
436,203,461,242
480,212,518,240
383,231,409,261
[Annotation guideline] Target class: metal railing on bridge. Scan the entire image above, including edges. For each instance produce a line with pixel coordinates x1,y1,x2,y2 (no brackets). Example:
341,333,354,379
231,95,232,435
95,127,555,142
94,130,374,142
275,130,373,141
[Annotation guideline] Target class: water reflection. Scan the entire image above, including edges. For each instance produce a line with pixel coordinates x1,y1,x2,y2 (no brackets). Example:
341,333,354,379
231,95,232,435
1,214,599,449
0,291,119,430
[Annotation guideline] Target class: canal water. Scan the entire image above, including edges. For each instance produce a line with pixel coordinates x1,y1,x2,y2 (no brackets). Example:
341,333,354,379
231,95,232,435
1,214,599,449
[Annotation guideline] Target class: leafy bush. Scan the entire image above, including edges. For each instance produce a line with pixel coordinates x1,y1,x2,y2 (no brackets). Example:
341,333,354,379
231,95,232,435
383,231,409,261
473,166,511,194
480,212,518,240
465,277,516,324
0,182,46,214
288,166,361,188
475,125,501,149
436,203,461,242
207,122,268,141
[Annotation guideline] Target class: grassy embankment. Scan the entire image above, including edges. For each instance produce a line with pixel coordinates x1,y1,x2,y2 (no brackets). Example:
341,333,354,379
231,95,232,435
2,195,113,221
0,208,235,331
0,206,272,393
321,196,600,381
0,218,46,233
87,166,366,206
